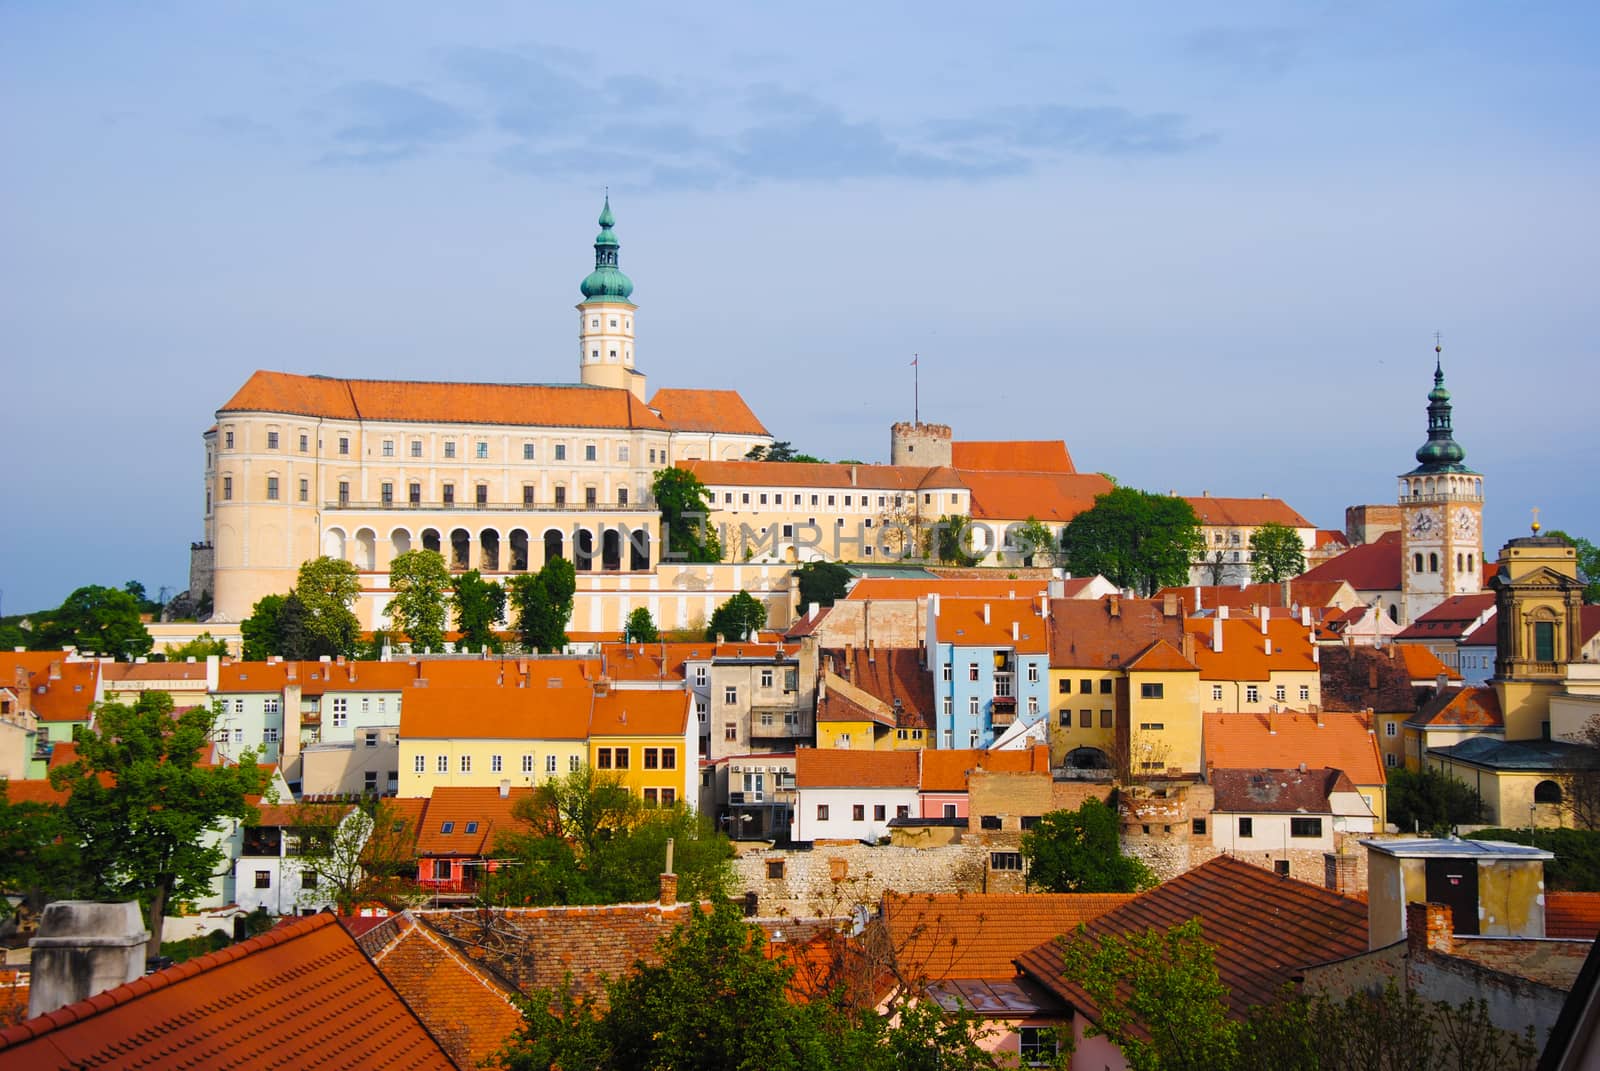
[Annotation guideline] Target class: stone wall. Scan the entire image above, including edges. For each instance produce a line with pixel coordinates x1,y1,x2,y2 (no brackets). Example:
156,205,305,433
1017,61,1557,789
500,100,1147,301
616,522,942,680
1120,782,1215,883
732,843,990,918
809,599,925,649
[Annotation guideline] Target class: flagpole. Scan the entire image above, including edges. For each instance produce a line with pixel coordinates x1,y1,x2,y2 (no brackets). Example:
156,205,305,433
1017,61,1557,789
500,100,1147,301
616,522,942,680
913,353,919,425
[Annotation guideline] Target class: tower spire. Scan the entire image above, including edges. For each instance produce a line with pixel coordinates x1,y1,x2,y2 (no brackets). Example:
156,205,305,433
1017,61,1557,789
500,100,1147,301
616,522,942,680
1410,338,1468,473
580,193,633,302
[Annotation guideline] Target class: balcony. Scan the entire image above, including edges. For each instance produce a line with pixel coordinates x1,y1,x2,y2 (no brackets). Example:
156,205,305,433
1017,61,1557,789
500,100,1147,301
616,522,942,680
750,719,811,740
417,874,479,896
994,671,1015,699
326,500,648,514
991,707,1017,728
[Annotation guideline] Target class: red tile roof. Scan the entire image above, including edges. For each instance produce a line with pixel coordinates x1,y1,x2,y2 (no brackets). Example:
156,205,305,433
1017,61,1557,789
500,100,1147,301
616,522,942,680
221,369,667,430
1210,767,1358,814
918,746,1051,792
951,440,1076,474
1204,712,1385,786
846,577,1050,601
1318,645,1425,713
1048,597,1187,669
1299,531,1403,591
589,687,688,737
961,471,1113,523
1184,616,1318,681
677,458,960,491
0,913,455,1069
1016,855,1368,1020
1126,639,1198,673
1393,644,1461,683
1461,612,1498,647
794,748,919,789
648,388,769,436
1409,685,1503,729
1183,496,1314,529
936,598,1048,653
1154,580,1354,612
884,892,1135,981
1394,594,1496,642
827,647,936,731
411,786,533,857
1547,893,1600,939
399,671,593,741
0,655,98,723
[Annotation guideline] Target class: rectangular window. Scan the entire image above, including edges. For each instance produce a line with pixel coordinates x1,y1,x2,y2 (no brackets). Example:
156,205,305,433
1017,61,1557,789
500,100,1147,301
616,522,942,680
476,441,489,459
381,482,393,506
943,664,953,682
522,443,534,460
264,698,280,714
382,439,394,457
299,478,309,502
991,852,1023,871
299,433,308,452
554,486,566,506
224,430,234,448
725,723,737,741
475,484,488,506
724,686,738,704
760,668,774,688
267,431,279,449
613,748,629,769
545,755,557,773
1100,709,1113,728
1079,679,1092,694
943,698,953,716
263,728,279,743
1027,696,1039,715
1027,664,1039,683
1245,685,1259,703
1535,621,1556,662
643,788,659,807
1057,679,1069,694
968,697,979,716
1299,685,1311,701
331,698,348,727
1385,721,1398,737
569,755,580,772
524,486,535,505
364,731,378,748
618,487,628,507
597,748,612,769
852,804,865,821
1274,685,1287,702
1239,817,1254,838
817,805,829,821
222,476,233,500
412,439,423,457
266,477,279,500
437,755,448,773
585,487,597,506
361,772,376,793
1140,682,1164,699
491,754,502,773
1192,818,1207,835
1019,1026,1058,1066
460,755,471,773
255,870,271,889
443,484,455,506
1386,752,1398,768
873,804,886,821
338,480,350,507
1212,685,1224,701
660,748,676,769
585,444,597,461
644,747,659,769
968,662,980,682
339,436,349,456
1290,817,1323,838
1059,710,1071,727
444,441,456,459
1099,679,1113,694
943,730,953,748
1079,710,1092,728
1139,722,1165,731
554,444,566,461
414,755,425,773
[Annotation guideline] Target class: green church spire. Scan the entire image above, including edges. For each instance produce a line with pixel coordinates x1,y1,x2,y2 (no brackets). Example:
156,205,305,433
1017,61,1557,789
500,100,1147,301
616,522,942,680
1409,341,1472,474
580,194,634,303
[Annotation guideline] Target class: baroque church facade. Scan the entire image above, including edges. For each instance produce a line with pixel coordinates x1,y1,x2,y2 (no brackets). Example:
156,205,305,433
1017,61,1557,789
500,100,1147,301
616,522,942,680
194,199,773,622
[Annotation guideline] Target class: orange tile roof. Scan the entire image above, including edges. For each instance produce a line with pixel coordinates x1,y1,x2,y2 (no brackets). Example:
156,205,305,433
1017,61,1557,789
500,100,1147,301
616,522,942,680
647,388,769,435
918,746,1051,792
884,892,1135,981
1210,767,1358,814
1546,893,1600,939
1017,855,1368,1020
1318,645,1423,713
1154,580,1353,612
0,655,98,722
1315,529,1351,550
951,440,1076,474
1126,639,1198,673
0,779,70,806
251,802,353,827
598,642,696,682
399,670,594,741
1300,530,1403,591
1394,594,1497,642
1393,644,1462,682
846,577,1049,601
1184,616,1318,681
677,458,962,491
411,787,532,857
1203,711,1386,786
1409,685,1503,729
0,913,455,1069
100,662,212,682
220,369,666,430
935,598,1048,653
827,647,935,731
1049,597,1187,669
364,915,525,1070
589,687,688,737
961,471,1114,523
794,748,919,789
1183,496,1314,529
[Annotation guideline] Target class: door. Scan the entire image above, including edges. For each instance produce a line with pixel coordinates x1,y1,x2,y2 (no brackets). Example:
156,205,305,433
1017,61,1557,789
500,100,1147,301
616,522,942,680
1424,859,1479,935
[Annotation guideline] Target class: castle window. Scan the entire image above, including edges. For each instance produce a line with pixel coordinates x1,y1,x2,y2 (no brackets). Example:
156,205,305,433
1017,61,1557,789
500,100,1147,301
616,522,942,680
299,433,309,452
442,484,454,507
338,436,349,455
591,318,599,327
223,476,233,501
618,445,628,462
1429,553,1439,573
412,440,423,458
1245,685,1259,703
476,441,488,459
444,442,456,459
617,488,628,507
381,482,393,506
585,487,597,506
267,431,279,449
555,445,567,461
409,483,421,505
382,439,394,457
266,477,279,501
1467,554,1475,571
1535,621,1556,663
475,485,488,506
608,349,617,360
523,486,535,505
554,486,566,506
523,443,534,460
224,431,234,448
1414,553,1424,573
338,481,350,507
609,318,617,327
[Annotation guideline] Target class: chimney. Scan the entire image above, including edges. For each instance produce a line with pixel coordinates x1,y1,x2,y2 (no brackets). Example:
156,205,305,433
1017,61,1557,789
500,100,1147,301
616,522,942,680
1182,630,1197,663
1313,645,1320,665
1193,584,1202,610
1011,621,1019,642
931,592,940,617
336,654,345,665
1259,606,1269,635
1268,706,1276,734
499,780,510,798
1218,605,1229,620
1163,593,1179,618
1436,672,1449,692
659,837,678,905
1298,761,1308,773
1264,638,1272,657
1407,902,1454,957
28,901,149,1019
1301,606,1312,627
1108,596,1121,618
286,660,297,681
808,602,819,621
983,603,991,625
48,660,62,680
1315,705,1324,728
1212,616,1223,654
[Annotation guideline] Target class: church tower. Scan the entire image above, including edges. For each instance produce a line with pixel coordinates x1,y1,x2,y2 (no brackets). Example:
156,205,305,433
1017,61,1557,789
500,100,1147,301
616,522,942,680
577,196,645,400
1399,343,1484,623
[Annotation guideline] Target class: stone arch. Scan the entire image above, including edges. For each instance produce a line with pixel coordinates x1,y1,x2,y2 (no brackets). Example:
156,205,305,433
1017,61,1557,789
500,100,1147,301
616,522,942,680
1064,747,1111,771
322,527,347,560
480,529,501,572
390,528,413,559
450,528,471,570
544,528,565,566
574,528,595,572
352,528,377,571
421,528,441,555
629,528,651,571
509,529,530,572
1474,478,1482,496
601,528,622,572
1535,780,1563,804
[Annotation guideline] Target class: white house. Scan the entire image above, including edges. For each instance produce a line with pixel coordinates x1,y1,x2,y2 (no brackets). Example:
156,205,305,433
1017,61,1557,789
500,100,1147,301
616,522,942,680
234,802,361,916
788,748,920,843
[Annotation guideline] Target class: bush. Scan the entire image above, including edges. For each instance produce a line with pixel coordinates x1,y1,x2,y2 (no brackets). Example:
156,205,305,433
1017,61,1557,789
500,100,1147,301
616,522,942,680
160,928,231,963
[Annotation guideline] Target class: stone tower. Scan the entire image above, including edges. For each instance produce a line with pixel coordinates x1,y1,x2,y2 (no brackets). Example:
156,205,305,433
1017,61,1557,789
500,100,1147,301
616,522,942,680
577,195,645,400
890,421,952,467
1398,344,1484,624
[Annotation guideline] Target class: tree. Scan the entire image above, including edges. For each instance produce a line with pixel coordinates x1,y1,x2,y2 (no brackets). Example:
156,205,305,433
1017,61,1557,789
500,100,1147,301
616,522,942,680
162,632,230,660
293,796,423,914
1059,917,1239,1071
508,557,577,653
1009,517,1058,568
652,467,722,563
1547,530,1600,604
240,594,287,660
30,584,153,659
1387,766,1486,833
1021,798,1156,893
387,549,451,652
623,606,660,643
123,580,162,616
707,590,767,641
0,782,79,917
1199,548,1230,586
1248,522,1307,583
795,560,852,609
745,441,801,462
452,569,507,652
1060,488,1204,596
293,557,362,657
929,514,981,567
49,692,272,958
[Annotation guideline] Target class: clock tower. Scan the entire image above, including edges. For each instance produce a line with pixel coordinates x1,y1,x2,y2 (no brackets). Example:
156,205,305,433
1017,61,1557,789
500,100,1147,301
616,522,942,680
576,195,646,400
1399,344,1483,623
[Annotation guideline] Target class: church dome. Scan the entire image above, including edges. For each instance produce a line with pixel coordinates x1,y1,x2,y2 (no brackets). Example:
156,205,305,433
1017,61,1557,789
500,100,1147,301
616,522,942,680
579,195,634,302
1407,345,1474,475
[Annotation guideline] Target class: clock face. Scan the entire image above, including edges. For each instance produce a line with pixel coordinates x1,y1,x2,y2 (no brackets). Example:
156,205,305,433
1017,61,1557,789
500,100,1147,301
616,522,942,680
1454,507,1479,539
1409,508,1439,538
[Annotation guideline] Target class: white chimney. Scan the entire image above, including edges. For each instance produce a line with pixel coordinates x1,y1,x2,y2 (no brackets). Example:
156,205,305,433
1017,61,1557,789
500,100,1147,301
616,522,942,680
983,603,991,625
1259,606,1269,635
499,780,511,798
1213,616,1223,653
28,901,149,1019
1218,605,1229,620
1301,606,1312,627
1011,621,1019,642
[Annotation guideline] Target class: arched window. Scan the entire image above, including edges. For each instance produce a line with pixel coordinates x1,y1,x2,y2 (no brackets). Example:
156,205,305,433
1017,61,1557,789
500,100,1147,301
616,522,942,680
1535,780,1563,804
574,529,595,572
629,529,651,571
543,528,565,564
450,528,471,570
1414,554,1425,573
1429,553,1439,573
421,528,441,554
479,529,500,572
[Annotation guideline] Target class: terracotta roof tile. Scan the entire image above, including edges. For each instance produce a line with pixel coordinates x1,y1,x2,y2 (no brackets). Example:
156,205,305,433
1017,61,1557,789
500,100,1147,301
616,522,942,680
950,440,1076,474
1183,496,1314,529
1409,685,1503,729
1049,598,1186,668
917,746,1051,792
1393,644,1462,682
1184,616,1318,681
0,655,98,723
1394,594,1496,642
99,662,211,682
1204,712,1385,786
1125,639,1198,673
1154,580,1353,612
1461,612,1498,647
1318,646,1422,713
961,471,1114,523
846,577,1050,601
1017,856,1368,1020
647,388,769,435
794,748,919,788
0,913,455,1069
884,892,1135,981
1299,531,1403,591
936,598,1048,653
221,369,666,430
589,687,688,737
411,786,532,857
400,670,594,742
1210,767,1356,814
826,647,935,731
1547,893,1600,940
677,458,962,491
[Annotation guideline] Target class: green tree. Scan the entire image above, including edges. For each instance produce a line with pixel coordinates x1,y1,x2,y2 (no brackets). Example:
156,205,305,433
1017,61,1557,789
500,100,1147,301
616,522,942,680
0,782,80,916
161,632,231,660
1547,529,1600,603
1060,488,1204,596
239,594,287,660
706,590,767,641
293,556,362,657
1021,798,1156,893
929,515,981,567
1248,522,1307,583
387,549,451,652
292,796,423,914
745,440,802,462
452,569,507,652
1009,517,1059,568
1387,766,1486,834
49,692,272,958
30,585,153,659
508,557,577,653
623,606,660,643
123,580,162,616
1059,917,1239,1071
652,467,722,563
795,561,853,609
273,594,323,659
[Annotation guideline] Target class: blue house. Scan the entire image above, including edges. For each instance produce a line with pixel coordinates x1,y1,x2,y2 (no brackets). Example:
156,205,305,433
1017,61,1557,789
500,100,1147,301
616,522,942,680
927,597,1050,749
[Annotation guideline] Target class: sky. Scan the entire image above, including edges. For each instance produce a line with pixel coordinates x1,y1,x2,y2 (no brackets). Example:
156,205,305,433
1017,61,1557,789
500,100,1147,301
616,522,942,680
1,2,1596,613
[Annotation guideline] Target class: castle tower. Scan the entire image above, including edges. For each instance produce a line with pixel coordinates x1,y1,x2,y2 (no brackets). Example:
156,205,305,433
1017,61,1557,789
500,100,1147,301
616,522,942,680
1398,343,1484,623
890,422,952,467
577,196,645,400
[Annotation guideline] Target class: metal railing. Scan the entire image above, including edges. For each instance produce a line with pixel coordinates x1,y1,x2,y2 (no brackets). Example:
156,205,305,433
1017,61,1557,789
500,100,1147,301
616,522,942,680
327,500,649,513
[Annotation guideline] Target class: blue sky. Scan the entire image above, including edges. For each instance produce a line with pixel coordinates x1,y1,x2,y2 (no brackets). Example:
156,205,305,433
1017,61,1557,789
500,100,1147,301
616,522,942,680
1,2,1596,612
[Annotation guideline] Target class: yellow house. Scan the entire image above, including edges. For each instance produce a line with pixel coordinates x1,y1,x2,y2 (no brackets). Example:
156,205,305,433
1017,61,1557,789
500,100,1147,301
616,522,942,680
814,647,934,752
1187,613,1322,714
1125,640,1203,776
588,687,697,807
